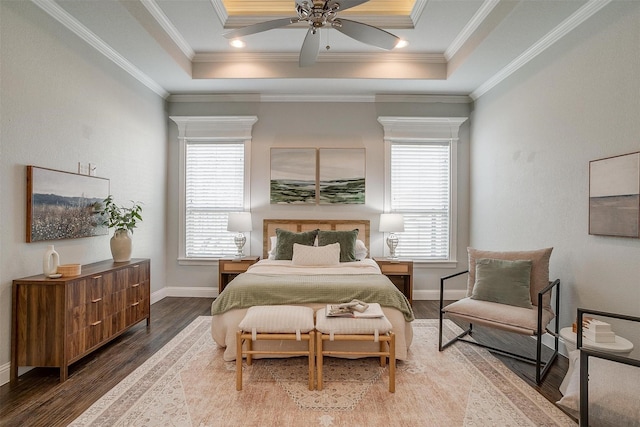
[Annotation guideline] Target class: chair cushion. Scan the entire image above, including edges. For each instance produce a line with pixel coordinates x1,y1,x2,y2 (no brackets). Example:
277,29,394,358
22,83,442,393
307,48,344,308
315,307,392,335
443,297,555,335
467,247,553,310
239,305,315,333
471,258,533,309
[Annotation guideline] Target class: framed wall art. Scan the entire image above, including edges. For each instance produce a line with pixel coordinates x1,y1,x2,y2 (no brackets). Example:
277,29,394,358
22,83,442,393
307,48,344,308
318,148,365,204
27,166,110,242
589,152,640,238
270,148,317,204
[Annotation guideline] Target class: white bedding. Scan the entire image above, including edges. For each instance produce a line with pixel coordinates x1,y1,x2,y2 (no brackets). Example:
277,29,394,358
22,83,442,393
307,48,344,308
245,258,383,275
210,259,413,361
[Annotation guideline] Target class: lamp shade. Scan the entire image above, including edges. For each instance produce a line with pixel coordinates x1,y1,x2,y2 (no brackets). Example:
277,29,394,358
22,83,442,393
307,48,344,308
379,213,404,232
227,212,252,232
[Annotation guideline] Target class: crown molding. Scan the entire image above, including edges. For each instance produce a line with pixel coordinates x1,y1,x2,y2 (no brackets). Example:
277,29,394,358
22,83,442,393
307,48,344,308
471,0,612,100
31,0,169,99
444,0,500,61
193,51,445,64
260,94,375,103
375,94,472,104
168,94,261,103
141,0,195,59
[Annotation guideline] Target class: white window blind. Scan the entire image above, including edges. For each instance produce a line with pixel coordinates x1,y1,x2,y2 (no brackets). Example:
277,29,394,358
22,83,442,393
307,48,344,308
185,142,245,258
390,142,450,260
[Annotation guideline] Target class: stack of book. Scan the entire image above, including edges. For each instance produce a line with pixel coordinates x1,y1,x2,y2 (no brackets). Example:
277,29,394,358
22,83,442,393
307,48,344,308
581,318,616,343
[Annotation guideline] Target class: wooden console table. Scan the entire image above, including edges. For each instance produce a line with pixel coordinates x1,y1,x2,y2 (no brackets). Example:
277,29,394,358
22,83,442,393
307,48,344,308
11,258,150,384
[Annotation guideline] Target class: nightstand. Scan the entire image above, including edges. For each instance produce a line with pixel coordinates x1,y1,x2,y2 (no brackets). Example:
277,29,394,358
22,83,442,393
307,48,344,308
373,258,413,305
218,256,260,293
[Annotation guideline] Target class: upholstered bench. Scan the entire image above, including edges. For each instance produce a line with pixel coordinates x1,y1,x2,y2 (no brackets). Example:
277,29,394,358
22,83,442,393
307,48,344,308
236,305,315,391
315,305,396,392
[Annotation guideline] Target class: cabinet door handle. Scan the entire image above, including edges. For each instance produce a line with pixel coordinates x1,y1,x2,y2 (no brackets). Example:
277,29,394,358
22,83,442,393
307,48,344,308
131,283,140,288
92,275,102,279
90,320,102,326
91,298,102,303
132,265,140,268
131,301,140,307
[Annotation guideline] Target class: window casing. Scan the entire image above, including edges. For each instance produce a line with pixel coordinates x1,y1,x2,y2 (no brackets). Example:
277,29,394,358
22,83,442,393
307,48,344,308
171,116,257,264
379,117,467,263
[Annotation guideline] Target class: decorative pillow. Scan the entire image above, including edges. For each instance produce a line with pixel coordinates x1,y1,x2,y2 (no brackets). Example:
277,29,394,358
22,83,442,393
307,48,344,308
470,258,533,308
317,229,359,262
274,228,318,260
355,239,368,260
467,247,553,309
291,243,340,266
268,236,277,259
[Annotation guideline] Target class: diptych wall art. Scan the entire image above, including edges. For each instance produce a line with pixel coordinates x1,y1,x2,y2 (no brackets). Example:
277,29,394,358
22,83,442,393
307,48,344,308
270,148,317,204
589,152,640,238
27,166,110,242
270,148,366,205
319,148,365,204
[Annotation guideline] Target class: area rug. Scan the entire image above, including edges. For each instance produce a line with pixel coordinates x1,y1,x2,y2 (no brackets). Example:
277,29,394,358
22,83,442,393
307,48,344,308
70,317,575,427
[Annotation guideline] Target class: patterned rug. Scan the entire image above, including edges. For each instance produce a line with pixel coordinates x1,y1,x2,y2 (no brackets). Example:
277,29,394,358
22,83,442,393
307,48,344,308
70,317,575,427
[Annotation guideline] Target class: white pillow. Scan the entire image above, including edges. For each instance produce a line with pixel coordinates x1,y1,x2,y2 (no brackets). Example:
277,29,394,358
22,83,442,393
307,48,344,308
355,239,368,260
291,242,340,266
268,236,277,259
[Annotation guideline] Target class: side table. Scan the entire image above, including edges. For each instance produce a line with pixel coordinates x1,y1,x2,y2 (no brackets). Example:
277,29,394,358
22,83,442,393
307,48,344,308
218,256,260,293
559,327,634,355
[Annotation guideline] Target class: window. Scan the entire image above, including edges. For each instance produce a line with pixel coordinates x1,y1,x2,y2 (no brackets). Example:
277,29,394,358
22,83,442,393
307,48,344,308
379,117,467,262
171,116,257,263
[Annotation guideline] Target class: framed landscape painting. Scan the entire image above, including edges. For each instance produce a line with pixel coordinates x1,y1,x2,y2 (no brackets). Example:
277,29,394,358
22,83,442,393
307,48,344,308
270,148,317,204
27,166,110,242
589,152,640,238
318,148,365,204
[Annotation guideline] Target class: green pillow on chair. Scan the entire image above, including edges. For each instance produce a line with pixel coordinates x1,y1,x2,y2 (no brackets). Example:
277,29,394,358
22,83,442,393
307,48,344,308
470,258,533,309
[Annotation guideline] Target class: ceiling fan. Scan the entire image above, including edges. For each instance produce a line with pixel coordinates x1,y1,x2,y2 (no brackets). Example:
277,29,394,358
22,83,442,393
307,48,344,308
223,0,402,67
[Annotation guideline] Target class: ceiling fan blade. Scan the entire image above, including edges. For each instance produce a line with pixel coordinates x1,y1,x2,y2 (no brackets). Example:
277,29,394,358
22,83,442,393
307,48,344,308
334,18,399,50
328,0,370,12
299,28,320,67
223,17,296,39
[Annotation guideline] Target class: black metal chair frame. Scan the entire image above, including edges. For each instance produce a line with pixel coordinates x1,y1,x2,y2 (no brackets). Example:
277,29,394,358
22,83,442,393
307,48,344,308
438,270,560,384
577,308,640,427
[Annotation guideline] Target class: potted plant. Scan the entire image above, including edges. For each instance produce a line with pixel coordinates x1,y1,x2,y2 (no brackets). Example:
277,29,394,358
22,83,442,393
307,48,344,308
100,195,143,262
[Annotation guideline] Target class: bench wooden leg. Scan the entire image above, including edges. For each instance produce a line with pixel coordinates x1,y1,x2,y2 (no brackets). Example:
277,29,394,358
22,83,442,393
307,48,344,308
316,332,323,391
236,330,243,391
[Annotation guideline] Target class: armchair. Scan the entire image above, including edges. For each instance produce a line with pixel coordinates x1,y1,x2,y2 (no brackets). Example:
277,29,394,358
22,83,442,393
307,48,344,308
438,247,560,384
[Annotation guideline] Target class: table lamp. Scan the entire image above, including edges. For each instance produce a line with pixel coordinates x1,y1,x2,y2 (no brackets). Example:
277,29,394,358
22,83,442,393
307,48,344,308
227,212,252,258
379,213,404,260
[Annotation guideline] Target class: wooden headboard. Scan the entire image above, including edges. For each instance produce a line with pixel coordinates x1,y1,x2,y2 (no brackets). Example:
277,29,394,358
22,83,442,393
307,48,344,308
263,219,370,260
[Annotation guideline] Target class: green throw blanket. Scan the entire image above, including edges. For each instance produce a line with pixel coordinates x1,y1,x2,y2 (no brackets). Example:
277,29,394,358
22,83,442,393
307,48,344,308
211,273,415,322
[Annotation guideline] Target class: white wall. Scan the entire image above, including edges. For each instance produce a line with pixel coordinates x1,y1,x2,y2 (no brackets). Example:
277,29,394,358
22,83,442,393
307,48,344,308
470,2,640,355
165,100,471,300
0,1,168,383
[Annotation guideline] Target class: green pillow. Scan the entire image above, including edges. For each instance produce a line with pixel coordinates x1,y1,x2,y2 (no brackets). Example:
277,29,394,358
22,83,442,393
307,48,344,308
317,229,359,262
274,228,318,260
470,258,533,308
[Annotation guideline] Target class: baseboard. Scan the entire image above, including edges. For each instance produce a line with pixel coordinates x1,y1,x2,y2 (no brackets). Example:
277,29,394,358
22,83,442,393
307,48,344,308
414,289,467,301
0,362,9,387
161,286,217,299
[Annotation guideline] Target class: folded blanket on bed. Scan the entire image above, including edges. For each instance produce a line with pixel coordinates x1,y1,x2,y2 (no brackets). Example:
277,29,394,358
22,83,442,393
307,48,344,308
211,273,415,322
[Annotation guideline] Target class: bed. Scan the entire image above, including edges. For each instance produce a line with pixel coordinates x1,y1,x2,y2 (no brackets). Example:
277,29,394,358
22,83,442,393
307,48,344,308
210,219,414,362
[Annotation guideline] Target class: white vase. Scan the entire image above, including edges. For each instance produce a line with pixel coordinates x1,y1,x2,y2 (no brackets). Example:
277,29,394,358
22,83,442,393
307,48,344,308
43,245,60,276
110,229,132,262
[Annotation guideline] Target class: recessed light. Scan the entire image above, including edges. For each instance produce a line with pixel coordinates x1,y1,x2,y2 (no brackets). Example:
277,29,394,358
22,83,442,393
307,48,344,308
395,40,408,49
230,39,246,48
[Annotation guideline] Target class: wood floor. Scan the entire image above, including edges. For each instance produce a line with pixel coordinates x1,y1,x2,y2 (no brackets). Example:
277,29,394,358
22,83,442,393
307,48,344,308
0,298,570,426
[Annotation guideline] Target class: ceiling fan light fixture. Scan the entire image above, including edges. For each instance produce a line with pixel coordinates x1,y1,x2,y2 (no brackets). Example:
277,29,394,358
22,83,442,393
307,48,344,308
229,39,246,48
